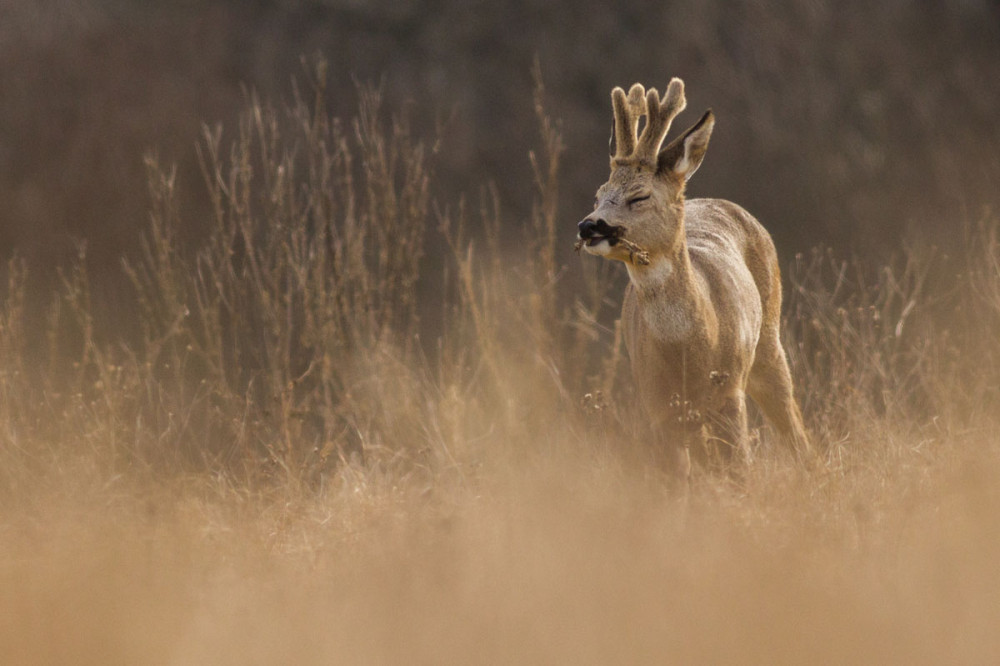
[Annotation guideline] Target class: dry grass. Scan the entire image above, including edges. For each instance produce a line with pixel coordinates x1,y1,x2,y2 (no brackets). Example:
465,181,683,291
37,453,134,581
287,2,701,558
2,67,1000,664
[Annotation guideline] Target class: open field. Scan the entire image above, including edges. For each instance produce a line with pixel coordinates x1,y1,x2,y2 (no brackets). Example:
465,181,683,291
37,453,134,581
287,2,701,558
2,75,1000,664
5,423,1000,665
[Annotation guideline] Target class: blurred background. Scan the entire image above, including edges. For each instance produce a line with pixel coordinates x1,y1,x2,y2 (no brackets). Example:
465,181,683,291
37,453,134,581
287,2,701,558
2,0,999,293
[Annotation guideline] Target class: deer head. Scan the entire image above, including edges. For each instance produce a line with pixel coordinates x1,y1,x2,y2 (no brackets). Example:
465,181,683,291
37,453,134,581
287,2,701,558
577,79,715,266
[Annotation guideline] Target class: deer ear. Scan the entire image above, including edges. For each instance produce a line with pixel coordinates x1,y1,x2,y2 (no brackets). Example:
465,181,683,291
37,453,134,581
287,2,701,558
657,110,715,181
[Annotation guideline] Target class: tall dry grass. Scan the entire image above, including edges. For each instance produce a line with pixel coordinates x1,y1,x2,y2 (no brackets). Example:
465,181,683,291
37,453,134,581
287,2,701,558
2,65,1000,664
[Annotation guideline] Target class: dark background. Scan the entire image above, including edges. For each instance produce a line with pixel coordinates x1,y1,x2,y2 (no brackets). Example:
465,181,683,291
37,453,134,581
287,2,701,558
3,0,999,290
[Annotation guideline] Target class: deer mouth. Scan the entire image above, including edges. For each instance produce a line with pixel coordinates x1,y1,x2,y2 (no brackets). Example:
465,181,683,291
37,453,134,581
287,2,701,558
574,220,651,265
577,219,623,247
585,234,620,248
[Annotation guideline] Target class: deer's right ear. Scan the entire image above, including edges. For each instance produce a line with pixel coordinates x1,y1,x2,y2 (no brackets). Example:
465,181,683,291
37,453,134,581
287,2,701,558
657,109,715,181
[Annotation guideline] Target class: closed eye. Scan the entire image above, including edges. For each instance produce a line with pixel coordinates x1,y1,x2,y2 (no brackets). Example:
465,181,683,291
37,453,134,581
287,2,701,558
627,194,650,207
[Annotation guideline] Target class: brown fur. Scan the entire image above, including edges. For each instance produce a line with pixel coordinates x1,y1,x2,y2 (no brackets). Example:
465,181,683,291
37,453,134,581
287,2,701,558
578,80,811,470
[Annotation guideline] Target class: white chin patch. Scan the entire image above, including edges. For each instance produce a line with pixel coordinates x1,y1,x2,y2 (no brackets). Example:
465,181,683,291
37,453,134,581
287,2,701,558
582,238,614,257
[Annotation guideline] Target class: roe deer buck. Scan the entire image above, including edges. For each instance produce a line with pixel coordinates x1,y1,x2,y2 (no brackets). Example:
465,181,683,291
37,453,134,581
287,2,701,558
576,79,811,469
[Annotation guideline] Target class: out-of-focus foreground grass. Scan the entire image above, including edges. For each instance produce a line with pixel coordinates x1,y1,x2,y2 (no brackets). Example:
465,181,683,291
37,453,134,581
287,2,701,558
2,69,999,664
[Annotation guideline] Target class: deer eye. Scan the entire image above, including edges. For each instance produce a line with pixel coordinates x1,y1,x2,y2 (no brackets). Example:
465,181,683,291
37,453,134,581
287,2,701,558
627,194,650,207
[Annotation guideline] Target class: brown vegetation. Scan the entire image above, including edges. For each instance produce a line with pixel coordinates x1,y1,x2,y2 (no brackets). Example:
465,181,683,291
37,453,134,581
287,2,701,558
2,65,1000,664
3,1,999,288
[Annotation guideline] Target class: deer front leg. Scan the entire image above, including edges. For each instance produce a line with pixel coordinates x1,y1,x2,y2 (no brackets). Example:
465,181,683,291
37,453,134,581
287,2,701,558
703,392,751,469
651,395,710,478
644,410,687,480
654,421,695,480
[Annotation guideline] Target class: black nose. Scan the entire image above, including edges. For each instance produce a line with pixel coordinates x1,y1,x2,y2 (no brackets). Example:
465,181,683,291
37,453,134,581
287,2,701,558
578,218,616,239
578,218,604,239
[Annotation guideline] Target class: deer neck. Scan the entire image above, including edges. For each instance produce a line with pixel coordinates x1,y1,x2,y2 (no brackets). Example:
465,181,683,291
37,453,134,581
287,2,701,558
624,229,713,344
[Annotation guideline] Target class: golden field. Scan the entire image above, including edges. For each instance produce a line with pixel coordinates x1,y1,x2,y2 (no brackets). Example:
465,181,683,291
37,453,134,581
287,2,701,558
2,75,999,665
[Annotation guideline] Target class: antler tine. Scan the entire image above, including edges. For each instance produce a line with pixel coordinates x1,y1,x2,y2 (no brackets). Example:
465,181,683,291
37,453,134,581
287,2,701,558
611,83,647,163
634,78,687,165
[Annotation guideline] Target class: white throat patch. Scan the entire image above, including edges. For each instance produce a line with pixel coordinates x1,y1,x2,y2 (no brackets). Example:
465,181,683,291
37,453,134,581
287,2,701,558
626,255,673,287
627,257,694,342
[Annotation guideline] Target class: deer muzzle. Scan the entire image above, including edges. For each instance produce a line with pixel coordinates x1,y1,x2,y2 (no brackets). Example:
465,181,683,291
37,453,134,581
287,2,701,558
577,218,622,247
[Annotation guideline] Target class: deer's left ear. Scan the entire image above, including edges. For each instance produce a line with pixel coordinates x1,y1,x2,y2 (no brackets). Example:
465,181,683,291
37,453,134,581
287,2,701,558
657,110,714,181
